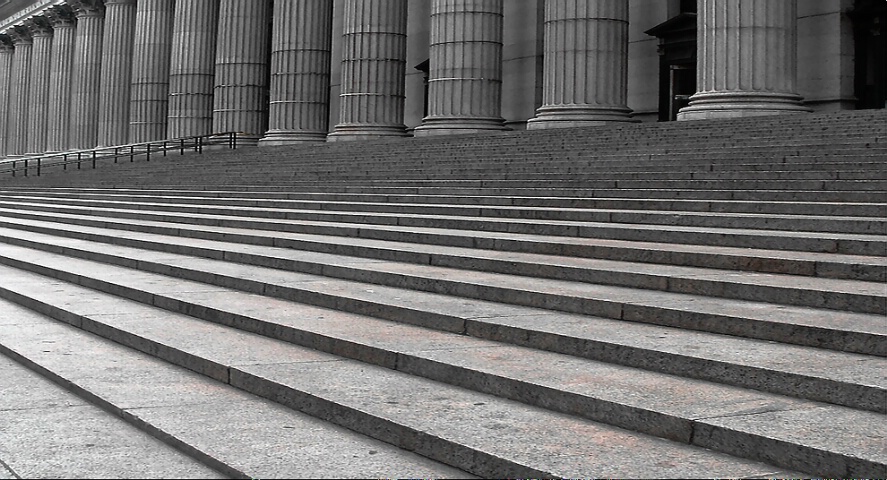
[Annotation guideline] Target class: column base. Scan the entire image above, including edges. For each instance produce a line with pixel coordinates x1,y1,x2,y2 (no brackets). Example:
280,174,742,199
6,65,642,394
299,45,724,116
327,124,408,142
413,117,509,137
527,106,638,130
677,92,812,121
259,130,328,147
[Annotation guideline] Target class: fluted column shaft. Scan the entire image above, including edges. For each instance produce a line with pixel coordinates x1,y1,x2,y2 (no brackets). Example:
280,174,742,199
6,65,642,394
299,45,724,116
97,0,136,146
69,0,105,150
168,0,219,138
528,0,634,129
678,0,810,120
212,0,271,145
130,0,175,142
45,5,78,152
415,0,507,136
7,26,32,156
260,0,334,146
329,0,408,141
24,17,54,154
0,36,14,158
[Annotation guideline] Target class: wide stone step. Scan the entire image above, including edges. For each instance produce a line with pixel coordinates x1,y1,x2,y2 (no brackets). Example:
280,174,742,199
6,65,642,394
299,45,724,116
0,351,223,479
5,188,883,218
0,240,883,410
0,194,882,238
0,216,882,317
2,264,881,477
2,206,882,284
0,297,472,479
0,198,882,259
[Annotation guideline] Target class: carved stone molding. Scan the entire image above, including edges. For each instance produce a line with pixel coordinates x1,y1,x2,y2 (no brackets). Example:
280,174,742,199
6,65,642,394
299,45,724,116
8,24,33,44
24,16,53,37
46,5,77,28
68,0,105,18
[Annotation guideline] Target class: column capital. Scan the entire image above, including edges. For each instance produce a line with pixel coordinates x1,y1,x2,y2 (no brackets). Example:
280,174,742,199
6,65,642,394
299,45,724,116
68,0,106,18
8,25,33,45
24,16,54,38
46,5,78,28
104,0,135,5
0,34,13,52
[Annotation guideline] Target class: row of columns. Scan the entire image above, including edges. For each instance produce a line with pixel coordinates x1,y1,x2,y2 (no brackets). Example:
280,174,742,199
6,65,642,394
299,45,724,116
1,0,808,157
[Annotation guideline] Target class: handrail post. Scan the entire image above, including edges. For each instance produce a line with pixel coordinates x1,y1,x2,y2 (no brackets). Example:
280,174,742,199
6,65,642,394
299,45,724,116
77,152,82,170
130,145,134,162
24,159,28,177
63,154,67,171
37,158,41,176
11,161,15,177
92,150,97,169
180,138,185,155
198,136,203,154
163,141,167,157
114,147,119,164
146,143,151,161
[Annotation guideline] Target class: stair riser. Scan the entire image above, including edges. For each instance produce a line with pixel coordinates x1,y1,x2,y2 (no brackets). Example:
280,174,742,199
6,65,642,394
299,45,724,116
0,283,878,478
0,246,882,414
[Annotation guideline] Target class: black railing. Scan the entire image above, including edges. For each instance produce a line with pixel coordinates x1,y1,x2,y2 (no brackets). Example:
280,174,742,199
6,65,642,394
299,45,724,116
0,132,238,178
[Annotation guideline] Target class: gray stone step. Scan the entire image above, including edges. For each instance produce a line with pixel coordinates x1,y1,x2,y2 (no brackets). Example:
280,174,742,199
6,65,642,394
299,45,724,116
1,264,880,477
2,194,883,235
0,352,224,479
1,205,882,284
0,240,882,409
0,197,882,255
0,298,472,479
5,188,884,217
0,215,882,317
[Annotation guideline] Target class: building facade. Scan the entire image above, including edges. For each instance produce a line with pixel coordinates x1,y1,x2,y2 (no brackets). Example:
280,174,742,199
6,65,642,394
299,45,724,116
0,0,884,157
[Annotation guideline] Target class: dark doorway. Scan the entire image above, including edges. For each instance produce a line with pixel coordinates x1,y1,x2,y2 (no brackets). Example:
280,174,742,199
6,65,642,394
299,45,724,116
850,0,887,109
646,10,698,121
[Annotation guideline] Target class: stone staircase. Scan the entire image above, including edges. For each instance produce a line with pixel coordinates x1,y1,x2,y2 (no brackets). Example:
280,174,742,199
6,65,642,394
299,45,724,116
0,110,884,478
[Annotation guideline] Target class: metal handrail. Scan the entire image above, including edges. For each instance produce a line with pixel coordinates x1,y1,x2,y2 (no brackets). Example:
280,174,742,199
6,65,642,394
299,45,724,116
0,132,239,178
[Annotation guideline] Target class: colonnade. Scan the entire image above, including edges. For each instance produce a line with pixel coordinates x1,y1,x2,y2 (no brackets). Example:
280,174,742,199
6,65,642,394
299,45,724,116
0,0,808,158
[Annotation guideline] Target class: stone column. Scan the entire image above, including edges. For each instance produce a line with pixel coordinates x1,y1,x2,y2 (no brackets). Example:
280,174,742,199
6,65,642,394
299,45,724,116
414,0,507,137
678,0,810,120
69,0,106,150
212,0,271,145
24,17,54,155
260,0,334,146
97,0,136,146
527,0,635,129
329,0,408,141
45,5,78,153
6,26,32,157
130,0,175,142
168,0,219,138
0,35,14,158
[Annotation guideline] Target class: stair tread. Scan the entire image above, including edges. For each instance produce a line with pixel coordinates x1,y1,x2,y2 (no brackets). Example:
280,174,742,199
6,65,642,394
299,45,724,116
0,268,856,478
0,298,473,479
0,352,223,479
0,216,882,315
0,241,883,409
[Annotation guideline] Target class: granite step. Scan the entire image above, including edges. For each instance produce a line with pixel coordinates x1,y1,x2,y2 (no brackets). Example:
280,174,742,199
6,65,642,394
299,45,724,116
1,205,882,284
0,264,880,477
0,197,882,255
3,188,883,218
0,239,883,409
0,351,224,479
0,298,472,479
0,215,882,317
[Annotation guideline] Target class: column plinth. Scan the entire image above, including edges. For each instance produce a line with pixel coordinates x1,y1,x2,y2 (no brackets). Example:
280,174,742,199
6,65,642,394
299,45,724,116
260,0,334,146
97,0,136,146
130,0,175,142
168,0,219,139
528,0,636,130
212,0,271,146
6,26,33,157
45,5,77,153
69,0,106,150
678,0,810,120
329,0,408,141
414,0,507,137
0,35,14,158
